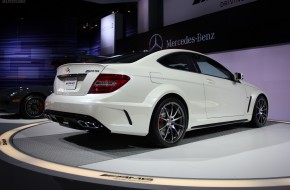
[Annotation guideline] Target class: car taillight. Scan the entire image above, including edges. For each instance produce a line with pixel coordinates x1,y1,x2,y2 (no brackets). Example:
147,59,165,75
88,74,130,94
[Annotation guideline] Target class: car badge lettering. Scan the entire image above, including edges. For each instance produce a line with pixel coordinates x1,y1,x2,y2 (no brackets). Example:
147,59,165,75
66,67,70,73
85,70,99,73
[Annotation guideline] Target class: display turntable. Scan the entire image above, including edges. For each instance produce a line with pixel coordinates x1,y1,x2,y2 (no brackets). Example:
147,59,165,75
1,120,290,189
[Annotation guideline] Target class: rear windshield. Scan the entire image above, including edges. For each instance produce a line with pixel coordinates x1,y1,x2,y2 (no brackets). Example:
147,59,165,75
102,51,152,63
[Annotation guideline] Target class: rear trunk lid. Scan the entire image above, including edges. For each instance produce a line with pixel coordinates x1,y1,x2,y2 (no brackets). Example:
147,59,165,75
54,63,106,96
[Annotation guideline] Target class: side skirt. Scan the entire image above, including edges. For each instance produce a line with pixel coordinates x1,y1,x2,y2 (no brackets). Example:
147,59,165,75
190,119,248,130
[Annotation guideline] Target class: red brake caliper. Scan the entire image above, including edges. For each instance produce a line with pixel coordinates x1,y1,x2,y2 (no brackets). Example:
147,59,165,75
159,116,163,129
39,100,44,113
159,111,166,129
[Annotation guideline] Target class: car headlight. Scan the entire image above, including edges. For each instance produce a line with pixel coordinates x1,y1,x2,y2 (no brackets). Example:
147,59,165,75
10,92,18,97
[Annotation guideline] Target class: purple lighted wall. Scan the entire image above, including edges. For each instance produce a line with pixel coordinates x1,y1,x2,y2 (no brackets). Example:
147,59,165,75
209,43,290,122
0,17,77,89
137,0,149,33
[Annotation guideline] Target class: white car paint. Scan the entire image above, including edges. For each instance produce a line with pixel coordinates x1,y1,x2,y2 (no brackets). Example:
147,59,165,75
45,49,267,145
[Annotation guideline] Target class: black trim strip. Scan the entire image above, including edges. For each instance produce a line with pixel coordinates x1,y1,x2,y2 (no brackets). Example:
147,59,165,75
191,119,248,129
57,74,87,79
123,110,132,125
247,96,252,113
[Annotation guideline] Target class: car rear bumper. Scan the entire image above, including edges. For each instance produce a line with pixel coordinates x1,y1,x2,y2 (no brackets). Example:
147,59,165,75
45,94,153,136
44,110,110,132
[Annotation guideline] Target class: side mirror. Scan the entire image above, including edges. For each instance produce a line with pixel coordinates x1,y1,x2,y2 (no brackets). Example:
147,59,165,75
234,72,244,81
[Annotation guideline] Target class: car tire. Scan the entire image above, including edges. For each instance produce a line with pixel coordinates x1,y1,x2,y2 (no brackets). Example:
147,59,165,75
250,96,268,127
149,97,188,147
20,94,45,119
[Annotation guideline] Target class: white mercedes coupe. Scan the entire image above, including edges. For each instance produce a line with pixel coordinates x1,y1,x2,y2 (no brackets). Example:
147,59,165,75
45,49,268,147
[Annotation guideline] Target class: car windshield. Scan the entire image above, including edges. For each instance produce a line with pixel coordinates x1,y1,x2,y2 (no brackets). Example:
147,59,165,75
102,51,153,63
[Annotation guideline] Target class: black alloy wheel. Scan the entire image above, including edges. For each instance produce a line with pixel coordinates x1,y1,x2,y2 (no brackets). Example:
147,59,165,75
149,97,188,147
21,95,45,119
250,96,268,127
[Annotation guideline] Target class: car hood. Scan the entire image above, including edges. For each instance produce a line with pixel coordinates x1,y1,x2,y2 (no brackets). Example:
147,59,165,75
0,87,20,94
0,86,53,95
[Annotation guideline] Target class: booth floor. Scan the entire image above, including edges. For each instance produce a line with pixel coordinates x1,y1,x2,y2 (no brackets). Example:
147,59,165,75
1,117,290,189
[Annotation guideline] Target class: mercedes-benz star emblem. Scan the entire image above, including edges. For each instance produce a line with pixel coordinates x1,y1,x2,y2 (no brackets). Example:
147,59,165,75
149,34,163,51
66,67,70,73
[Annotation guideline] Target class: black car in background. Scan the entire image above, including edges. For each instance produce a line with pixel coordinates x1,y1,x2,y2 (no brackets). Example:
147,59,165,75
0,53,110,119
0,86,53,119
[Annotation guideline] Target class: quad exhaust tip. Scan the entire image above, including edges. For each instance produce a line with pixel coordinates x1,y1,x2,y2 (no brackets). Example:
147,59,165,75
44,112,104,130
77,120,98,128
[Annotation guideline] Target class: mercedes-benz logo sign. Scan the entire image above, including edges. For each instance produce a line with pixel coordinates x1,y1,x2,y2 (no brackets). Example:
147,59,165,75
149,34,163,51
66,67,70,73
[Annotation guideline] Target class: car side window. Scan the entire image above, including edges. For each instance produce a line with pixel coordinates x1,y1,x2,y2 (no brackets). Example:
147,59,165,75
157,53,197,72
194,54,232,80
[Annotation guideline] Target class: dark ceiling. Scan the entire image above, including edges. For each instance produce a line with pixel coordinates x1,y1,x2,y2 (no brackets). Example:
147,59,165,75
0,0,137,24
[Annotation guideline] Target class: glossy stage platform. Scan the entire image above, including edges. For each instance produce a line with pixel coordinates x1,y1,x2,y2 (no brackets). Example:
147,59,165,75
1,120,290,189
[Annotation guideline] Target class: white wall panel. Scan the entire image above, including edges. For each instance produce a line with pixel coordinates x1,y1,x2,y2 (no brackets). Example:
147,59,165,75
164,0,256,26
209,44,290,121
101,13,123,55
138,0,149,33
